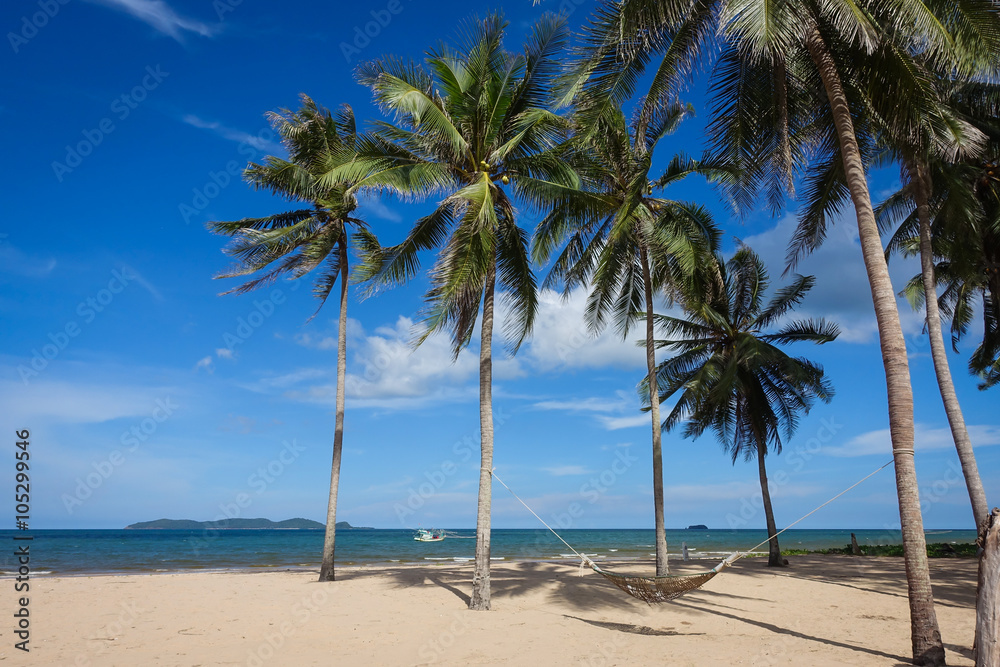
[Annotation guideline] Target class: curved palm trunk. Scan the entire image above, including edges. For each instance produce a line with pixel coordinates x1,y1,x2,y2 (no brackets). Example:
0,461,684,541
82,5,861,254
640,247,669,576
319,237,350,582
805,28,945,665
470,259,497,611
756,440,783,567
909,158,990,537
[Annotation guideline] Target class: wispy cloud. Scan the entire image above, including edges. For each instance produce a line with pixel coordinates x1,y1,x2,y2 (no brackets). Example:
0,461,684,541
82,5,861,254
182,115,283,154
85,0,218,40
597,414,650,431
359,198,402,223
825,423,1000,457
0,379,177,424
534,397,622,414
0,241,57,278
543,465,593,476
533,392,655,431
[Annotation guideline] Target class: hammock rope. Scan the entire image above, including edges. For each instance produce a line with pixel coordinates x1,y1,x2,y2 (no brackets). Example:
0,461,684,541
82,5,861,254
490,459,893,604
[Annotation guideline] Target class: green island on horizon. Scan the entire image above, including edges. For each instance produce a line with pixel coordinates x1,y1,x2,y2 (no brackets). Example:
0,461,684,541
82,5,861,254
124,518,374,530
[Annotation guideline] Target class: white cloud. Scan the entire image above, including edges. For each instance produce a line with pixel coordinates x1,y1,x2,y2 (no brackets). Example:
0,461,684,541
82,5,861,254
84,0,217,40
543,465,593,476
533,390,656,432
742,213,925,344
533,397,622,414
665,481,819,502
0,379,176,424
359,197,402,223
182,115,283,154
253,316,481,410
194,356,213,372
215,348,234,360
0,241,57,278
826,423,1000,457
518,289,646,371
598,414,651,431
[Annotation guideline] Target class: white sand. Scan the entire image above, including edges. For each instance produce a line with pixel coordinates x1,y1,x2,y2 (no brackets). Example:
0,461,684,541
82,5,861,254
22,555,978,666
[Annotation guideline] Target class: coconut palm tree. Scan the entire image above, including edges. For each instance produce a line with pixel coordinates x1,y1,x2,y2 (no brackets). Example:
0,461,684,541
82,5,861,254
929,156,1000,390
209,96,368,583
649,246,837,566
341,14,585,610
533,100,722,576
562,2,1000,661
875,77,1000,537
884,86,1000,393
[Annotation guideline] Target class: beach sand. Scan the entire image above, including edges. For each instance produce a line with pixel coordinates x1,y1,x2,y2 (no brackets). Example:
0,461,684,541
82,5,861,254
25,555,978,666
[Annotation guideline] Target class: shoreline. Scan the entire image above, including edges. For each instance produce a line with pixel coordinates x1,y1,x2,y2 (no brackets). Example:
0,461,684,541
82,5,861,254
29,555,979,666
4,544,977,578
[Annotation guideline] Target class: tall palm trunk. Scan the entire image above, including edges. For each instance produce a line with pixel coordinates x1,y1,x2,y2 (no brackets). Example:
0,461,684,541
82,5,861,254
640,246,669,576
909,158,990,537
319,235,350,582
805,27,945,665
756,440,783,566
470,258,497,611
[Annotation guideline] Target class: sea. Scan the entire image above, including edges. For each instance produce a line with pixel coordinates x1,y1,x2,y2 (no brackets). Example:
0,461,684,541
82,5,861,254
0,528,978,577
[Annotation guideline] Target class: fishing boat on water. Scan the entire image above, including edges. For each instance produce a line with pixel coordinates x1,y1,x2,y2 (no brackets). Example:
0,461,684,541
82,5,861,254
414,529,445,542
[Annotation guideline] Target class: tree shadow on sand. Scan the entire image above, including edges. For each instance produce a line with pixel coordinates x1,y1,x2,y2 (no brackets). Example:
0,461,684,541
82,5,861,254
562,615,706,636
670,599,912,663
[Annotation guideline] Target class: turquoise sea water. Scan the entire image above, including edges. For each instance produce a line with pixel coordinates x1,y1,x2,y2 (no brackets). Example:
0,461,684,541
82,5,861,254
0,528,977,576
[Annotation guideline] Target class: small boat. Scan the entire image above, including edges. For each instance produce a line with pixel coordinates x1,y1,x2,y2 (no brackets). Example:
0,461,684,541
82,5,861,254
414,529,445,542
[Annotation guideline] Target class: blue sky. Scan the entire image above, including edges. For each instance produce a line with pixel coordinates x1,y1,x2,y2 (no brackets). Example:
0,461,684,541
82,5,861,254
2,0,997,532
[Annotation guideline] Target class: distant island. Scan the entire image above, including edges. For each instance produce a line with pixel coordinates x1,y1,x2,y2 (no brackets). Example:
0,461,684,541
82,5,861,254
125,518,373,530
687,524,709,530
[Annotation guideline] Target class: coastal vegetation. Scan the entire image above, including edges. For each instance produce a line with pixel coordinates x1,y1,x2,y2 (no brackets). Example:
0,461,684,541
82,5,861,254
207,1,999,662
125,518,327,530
777,543,981,559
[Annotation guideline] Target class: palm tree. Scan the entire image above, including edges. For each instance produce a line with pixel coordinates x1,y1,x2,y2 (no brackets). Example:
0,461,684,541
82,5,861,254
929,156,1000,390
562,2,1000,662
885,91,1000,393
875,77,998,537
209,96,368,582
342,14,581,610
533,101,721,576
649,246,837,565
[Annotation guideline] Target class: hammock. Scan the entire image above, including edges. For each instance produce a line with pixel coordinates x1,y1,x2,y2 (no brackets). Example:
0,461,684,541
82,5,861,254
490,461,893,604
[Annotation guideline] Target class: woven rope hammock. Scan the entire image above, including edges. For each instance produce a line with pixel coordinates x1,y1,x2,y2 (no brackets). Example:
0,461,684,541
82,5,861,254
490,461,892,604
